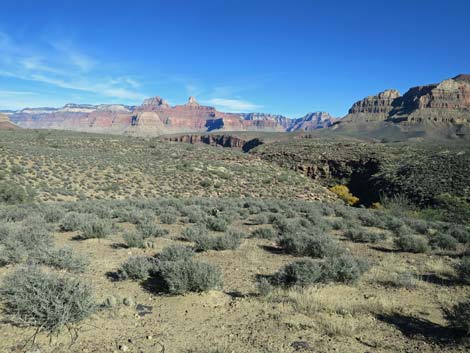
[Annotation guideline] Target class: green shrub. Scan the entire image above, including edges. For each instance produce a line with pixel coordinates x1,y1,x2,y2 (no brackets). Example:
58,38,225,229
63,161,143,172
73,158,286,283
181,224,207,242
278,232,340,258
158,245,194,262
0,266,96,333
181,206,206,223
193,234,216,252
344,228,386,243
117,256,158,280
249,213,269,225
250,227,276,239
194,231,243,251
394,233,429,253
429,233,458,251
273,259,323,287
0,220,53,266
160,212,177,225
42,247,89,273
0,182,34,204
321,253,369,284
457,257,470,284
123,231,146,248
213,231,244,250
206,216,229,232
60,212,86,231
444,300,470,338
42,205,66,223
449,226,470,244
137,220,168,237
79,215,113,239
157,259,222,294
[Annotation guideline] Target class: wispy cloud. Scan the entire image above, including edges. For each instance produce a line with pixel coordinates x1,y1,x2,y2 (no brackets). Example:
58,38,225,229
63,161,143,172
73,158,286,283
205,98,262,112
0,31,146,107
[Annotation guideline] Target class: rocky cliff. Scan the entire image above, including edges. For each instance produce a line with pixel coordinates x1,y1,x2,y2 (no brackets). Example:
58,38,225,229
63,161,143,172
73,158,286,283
341,74,470,126
9,96,332,135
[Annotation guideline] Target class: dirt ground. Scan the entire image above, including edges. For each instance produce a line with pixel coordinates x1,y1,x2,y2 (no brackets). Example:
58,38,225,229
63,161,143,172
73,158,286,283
1,217,469,353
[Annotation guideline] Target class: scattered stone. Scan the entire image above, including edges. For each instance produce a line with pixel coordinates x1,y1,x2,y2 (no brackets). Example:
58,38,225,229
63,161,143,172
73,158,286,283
105,296,119,307
290,341,311,351
123,297,135,306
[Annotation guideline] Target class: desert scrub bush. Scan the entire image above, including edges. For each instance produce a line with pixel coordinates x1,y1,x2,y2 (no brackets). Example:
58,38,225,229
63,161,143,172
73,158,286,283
357,211,386,228
457,257,470,284
250,227,276,239
0,219,53,266
379,272,420,289
0,182,35,204
42,247,89,273
194,231,243,251
444,300,470,338
344,228,386,243
123,231,147,248
428,232,458,251
329,185,359,206
158,245,194,262
206,216,229,232
321,253,369,284
117,256,158,280
60,212,86,231
0,266,96,334
278,231,341,258
79,215,113,239
41,204,66,223
394,233,429,253
159,212,177,225
157,259,222,294
181,223,207,242
137,220,168,237
273,259,323,287
448,226,470,244
380,194,415,215
248,213,269,225
181,205,206,223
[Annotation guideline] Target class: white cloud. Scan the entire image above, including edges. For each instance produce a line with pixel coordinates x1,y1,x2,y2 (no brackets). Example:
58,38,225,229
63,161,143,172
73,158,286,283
205,98,262,112
0,31,146,105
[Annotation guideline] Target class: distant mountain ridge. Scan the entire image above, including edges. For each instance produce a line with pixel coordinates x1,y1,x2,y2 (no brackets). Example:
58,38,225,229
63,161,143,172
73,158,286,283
8,96,336,135
6,74,470,138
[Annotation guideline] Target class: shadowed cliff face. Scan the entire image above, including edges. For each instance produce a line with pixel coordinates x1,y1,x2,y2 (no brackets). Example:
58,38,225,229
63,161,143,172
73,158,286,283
162,134,264,152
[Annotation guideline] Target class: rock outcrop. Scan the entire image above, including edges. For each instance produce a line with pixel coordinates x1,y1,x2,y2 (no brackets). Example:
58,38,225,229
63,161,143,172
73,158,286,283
341,75,470,126
163,133,264,152
0,114,19,129
342,89,401,123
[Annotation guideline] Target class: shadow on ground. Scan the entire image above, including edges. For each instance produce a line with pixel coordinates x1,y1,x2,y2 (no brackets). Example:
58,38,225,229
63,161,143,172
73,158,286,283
376,313,457,344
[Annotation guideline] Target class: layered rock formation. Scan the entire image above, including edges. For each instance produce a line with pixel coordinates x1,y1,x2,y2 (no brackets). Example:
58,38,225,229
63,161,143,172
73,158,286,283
9,95,332,135
0,114,19,129
287,112,338,131
341,75,470,126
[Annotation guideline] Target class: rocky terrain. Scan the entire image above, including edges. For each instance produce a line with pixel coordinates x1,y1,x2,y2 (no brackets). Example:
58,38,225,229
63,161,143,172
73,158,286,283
1,129,470,353
0,114,18,130
251,136,470,223
8,96,335,136
340,74,470,126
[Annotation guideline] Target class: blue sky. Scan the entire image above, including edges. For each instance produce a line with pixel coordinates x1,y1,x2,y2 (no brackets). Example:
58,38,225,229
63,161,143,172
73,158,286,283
1,0,469,117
